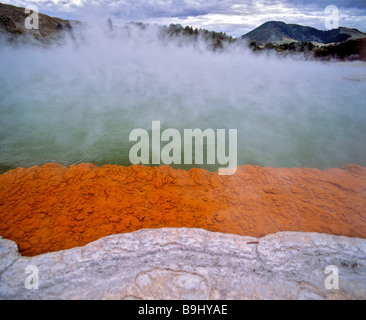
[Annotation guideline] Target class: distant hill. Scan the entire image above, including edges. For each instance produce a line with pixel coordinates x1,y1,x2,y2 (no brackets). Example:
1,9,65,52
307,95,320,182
313,38,366,61
0,2,74,40
1,1,365,60
0,2,235,50
242,21,366,44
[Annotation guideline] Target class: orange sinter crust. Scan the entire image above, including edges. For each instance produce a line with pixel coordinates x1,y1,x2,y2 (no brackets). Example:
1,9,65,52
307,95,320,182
0,163,365,256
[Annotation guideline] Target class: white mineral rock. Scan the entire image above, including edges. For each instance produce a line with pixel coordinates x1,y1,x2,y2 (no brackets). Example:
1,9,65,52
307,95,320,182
0,228,365,300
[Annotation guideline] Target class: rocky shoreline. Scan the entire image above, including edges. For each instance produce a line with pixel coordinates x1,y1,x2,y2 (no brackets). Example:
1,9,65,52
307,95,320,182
1,228,365,300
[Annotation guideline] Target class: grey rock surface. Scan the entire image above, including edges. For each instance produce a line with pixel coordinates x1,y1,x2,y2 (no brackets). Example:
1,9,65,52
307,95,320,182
0,228,365,300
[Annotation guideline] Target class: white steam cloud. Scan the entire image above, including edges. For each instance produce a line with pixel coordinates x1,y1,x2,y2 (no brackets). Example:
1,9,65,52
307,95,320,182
0,19,365,173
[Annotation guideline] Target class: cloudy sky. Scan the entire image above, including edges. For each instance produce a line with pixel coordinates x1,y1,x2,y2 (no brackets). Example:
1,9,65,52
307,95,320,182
4,0,366,36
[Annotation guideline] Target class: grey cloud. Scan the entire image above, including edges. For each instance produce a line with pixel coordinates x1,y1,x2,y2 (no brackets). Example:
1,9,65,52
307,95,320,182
3,0,366,33
283,0,366,9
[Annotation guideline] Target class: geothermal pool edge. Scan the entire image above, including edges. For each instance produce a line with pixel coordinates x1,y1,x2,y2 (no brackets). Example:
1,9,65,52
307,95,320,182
1,228,365,300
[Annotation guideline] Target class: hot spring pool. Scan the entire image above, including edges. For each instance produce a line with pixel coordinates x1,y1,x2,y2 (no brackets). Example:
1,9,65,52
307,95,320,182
0,33,365,173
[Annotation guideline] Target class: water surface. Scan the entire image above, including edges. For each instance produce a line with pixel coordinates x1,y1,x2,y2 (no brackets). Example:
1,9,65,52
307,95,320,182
1,32,365,173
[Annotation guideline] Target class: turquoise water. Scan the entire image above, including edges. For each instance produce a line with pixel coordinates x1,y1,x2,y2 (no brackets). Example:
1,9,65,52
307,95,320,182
0,34,366,173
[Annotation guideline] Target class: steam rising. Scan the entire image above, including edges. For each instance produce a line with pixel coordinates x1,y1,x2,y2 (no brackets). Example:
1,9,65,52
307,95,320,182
0,20,365,173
